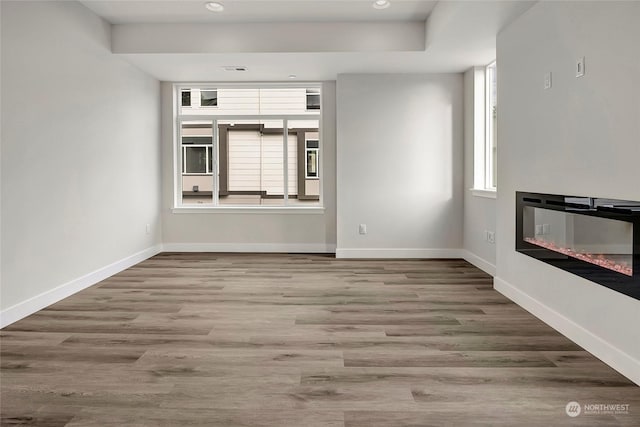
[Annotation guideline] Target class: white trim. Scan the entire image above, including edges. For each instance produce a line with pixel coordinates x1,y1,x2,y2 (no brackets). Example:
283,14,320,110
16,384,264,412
180,114,320,121
0,245,163,329
162,243,336,253
461,250,496,276
335,248,463,259
494,276,640,386
470,188,497,199
171,207,325,214
283,118,289,204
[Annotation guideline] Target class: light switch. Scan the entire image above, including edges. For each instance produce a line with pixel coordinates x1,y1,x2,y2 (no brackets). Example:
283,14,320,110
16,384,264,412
576,57,585,77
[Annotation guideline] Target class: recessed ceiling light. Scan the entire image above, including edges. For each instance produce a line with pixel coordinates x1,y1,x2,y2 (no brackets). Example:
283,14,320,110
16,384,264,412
288,74,297,79
372,0,390,10
205,2,224,12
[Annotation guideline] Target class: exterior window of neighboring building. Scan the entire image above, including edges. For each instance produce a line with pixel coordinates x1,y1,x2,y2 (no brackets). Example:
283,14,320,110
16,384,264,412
200,89,218,107
175,85,322,208
306,89,320,110
306,139,319,178
181,90,191,107
183,146,213,174
486,61,497,190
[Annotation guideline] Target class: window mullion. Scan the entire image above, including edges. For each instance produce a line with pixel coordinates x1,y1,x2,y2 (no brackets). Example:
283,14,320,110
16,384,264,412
212,119,219,206
283,119,289,206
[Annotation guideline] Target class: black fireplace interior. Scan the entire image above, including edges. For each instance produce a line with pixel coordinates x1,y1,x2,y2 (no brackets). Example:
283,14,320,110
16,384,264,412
516,192,640,300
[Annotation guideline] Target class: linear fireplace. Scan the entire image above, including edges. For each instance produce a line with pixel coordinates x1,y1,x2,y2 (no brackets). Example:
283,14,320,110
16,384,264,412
516,192,640,300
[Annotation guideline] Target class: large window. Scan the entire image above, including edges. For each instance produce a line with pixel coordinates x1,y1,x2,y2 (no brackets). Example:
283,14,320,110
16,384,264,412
486,61,497,190
175,85,322,208
472,61,497,196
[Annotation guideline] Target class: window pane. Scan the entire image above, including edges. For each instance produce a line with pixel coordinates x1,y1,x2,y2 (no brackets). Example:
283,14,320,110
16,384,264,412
181,121,213,205
487,62,497,189
219,120,285,206
201,90,218,107
288,120,320,205
185,147,207,173
178,88,322,116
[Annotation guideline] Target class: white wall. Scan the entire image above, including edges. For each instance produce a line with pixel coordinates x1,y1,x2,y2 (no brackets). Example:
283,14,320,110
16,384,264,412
336,74,463,258
495,1,640,384
161,81,337,252
112,22,425,54
0,1,161,321
463,68,496,273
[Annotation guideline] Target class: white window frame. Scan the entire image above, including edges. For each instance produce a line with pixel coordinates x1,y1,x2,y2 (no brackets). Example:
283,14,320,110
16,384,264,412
471,62,497,199
173,83,323,211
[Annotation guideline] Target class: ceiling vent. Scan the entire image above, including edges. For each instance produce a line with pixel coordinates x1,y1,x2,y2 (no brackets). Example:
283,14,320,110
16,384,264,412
222,66,248,72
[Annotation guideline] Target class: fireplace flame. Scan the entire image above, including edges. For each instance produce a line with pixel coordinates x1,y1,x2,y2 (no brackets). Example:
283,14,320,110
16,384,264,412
524,237,633,277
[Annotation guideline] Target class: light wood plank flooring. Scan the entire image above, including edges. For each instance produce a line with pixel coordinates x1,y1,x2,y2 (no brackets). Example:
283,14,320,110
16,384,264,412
1,253,639,426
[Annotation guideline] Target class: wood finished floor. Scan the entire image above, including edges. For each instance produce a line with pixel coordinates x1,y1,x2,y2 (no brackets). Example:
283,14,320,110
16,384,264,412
1,253,639,426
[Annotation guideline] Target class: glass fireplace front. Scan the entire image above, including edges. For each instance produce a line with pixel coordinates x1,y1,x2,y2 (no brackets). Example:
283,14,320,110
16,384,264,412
523,207,633,276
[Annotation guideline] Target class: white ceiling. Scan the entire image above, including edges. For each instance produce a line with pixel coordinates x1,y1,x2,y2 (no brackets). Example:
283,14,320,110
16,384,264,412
79,0,536,80
81,0,439,24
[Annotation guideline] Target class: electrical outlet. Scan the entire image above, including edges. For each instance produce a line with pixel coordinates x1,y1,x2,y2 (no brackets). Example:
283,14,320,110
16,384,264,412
487,231,495,244
358,224,367,235
544,72,552,89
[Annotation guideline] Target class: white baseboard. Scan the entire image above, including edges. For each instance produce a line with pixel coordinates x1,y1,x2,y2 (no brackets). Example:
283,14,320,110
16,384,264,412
161,243,336,253
335,248,463,259
0,244,163,328
461,250,496,276
494,276,640,386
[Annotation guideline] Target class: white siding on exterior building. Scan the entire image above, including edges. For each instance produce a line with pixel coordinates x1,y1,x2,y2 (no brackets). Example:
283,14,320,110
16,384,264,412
218,89,260,114
182,175,213,192
288,135,297,196
182,88,316,116
261,134,285,196
228,131,261,192
227,130,297,196
259,88,307,115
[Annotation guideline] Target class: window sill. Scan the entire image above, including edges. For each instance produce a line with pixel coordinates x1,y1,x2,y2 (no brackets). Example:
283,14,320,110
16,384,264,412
470,188,497,199
171,206,325,215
